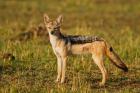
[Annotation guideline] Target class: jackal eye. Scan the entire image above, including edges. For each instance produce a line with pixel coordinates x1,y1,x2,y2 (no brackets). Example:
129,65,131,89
48,27,51,29
54,26,60,30
54,27,59,30
54,27,58,30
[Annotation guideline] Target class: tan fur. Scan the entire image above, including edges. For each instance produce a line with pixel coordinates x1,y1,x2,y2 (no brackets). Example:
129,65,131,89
43,14,128,86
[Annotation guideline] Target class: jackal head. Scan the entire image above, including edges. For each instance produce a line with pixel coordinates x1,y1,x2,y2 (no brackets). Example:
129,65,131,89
44,14,62,36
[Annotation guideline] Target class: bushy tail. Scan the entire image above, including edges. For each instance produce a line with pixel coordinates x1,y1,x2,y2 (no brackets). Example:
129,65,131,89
105,42,128,72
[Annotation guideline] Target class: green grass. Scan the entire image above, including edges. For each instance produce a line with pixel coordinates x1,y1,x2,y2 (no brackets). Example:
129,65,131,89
0,0,140,93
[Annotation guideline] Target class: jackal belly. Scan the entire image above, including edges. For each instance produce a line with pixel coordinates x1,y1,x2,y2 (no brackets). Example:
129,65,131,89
71,43,92,54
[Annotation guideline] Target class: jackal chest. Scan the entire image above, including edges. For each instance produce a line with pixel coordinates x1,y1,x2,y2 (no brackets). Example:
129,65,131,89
53,46,63,53
52,41,68,55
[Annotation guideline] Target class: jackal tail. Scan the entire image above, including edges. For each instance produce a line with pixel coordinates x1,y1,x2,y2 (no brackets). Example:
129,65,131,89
105,42,128,72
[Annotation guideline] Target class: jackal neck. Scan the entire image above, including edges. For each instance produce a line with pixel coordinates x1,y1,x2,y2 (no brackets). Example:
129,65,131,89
48,29,63,46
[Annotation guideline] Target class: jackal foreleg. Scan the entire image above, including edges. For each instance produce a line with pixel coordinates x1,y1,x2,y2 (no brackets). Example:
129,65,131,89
56,56,62,82
61,56,67,83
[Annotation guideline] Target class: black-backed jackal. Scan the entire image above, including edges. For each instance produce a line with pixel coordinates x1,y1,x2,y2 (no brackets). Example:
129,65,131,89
43,14,128,86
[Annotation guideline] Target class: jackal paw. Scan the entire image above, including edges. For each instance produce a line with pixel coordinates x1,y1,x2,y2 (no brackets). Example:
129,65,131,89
60,79,65,84
99,82,105,87
55,78,60,83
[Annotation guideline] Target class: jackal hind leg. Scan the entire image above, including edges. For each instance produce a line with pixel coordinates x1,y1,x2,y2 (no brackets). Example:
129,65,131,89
92,55,107,86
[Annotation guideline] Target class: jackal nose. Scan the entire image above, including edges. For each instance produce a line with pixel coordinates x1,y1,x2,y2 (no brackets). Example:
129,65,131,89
51,31,54,35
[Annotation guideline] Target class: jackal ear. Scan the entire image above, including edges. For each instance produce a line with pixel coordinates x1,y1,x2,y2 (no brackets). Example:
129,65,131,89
44,14,50,24
56,15,63,24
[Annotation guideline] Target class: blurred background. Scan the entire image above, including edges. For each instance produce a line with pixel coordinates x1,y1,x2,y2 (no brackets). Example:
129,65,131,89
0,0,140,32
